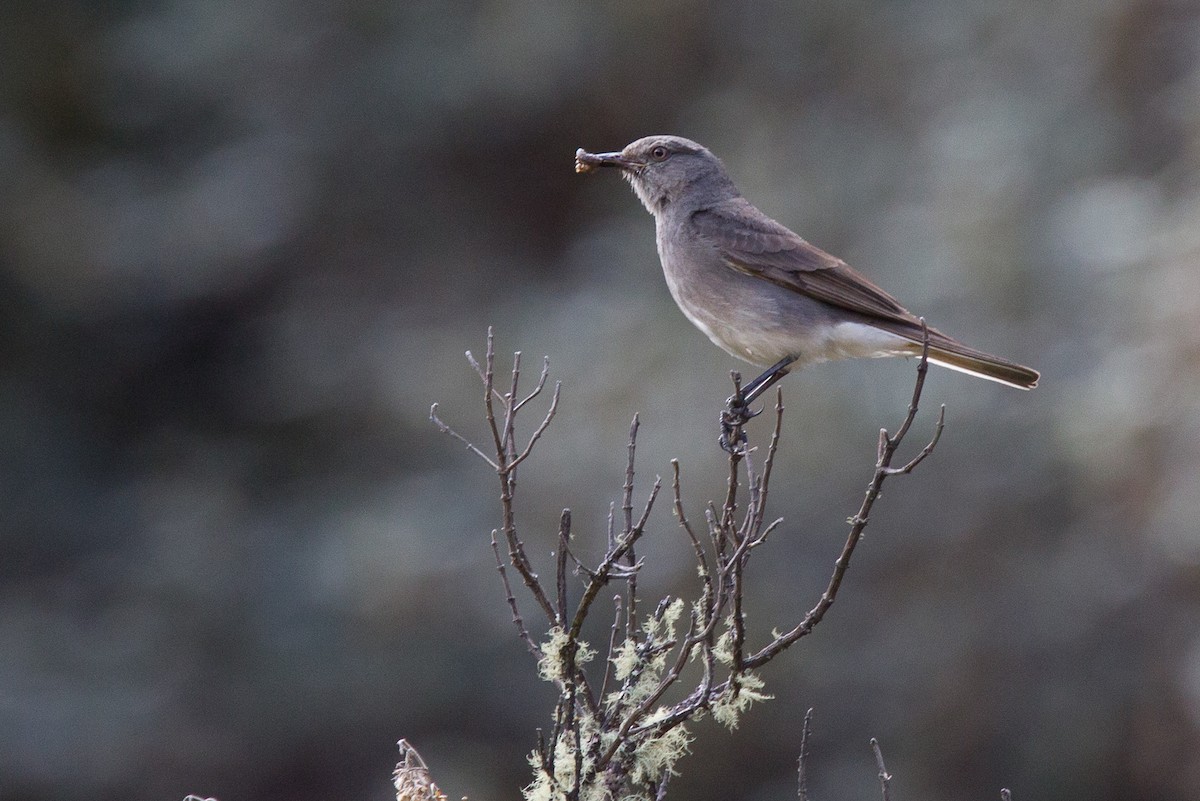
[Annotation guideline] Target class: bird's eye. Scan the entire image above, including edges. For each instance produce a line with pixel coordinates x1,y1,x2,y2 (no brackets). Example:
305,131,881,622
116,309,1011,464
650,145,669,161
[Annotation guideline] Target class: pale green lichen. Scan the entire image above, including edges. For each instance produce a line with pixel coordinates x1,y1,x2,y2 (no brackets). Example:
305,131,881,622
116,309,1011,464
712,623,734,667
630,726,692,785
526,598,773,801
523,709,606,801
642,598,684,641
711,672,772,730
610,639,640,683
537,627,596,685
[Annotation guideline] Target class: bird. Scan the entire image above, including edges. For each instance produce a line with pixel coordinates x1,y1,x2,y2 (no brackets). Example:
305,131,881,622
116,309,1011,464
574,135,1039,421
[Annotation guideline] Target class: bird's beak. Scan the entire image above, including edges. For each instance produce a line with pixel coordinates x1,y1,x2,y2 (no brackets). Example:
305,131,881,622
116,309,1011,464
575,148,641,174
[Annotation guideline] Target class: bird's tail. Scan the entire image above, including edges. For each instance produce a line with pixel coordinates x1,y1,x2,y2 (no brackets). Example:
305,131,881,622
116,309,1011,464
923,338,1039,390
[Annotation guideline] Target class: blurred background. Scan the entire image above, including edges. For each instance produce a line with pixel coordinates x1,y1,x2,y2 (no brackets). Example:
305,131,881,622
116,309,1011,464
2,0,1199,799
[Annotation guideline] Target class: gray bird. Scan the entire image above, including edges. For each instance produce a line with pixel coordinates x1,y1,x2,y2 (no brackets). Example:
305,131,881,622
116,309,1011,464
575,135,1039,415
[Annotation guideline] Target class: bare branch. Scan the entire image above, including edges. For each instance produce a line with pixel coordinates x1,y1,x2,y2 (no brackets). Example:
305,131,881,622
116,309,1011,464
797,708,813,801
886,318,931,447
622,416,640,534
479,329,506,460
871,738,892,801
514,355,552,413
491,531,540,657
498,349,524,456
622,415,641,639
501,531,558,624
466,352,506,407
883,404,945,476
743,344,942,668
568,483,658,645
509,381,563,470
556,509,571,625
598,595,623,703
672,460,714,625
432,328,961,801
429,403,499,470
654,772,670,801
632,477,663,541
750,390,786,535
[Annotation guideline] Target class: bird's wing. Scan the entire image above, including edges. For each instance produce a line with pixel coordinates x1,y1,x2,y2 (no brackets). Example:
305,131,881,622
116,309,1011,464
692,198,1040,389
691,198,922,331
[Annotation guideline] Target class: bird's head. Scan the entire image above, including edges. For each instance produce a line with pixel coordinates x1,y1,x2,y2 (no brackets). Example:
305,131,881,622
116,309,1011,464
575,135,737,214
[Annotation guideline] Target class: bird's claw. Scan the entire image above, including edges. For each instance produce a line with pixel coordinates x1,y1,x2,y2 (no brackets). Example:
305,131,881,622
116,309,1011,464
724,399,763,422
718,401,758,454
718,422,747,454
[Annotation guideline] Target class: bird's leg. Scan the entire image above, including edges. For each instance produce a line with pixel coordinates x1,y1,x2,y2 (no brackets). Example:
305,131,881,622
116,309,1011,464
729,356,796,412
719,356,796,453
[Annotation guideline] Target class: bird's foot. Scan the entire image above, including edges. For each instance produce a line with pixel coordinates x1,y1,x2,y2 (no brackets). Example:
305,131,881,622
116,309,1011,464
718,400,760,454
724,397,763,422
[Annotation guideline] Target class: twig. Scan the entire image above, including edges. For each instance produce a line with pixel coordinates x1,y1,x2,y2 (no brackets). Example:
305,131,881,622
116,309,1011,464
871,738,892,801
509,382,562,470
750,390,786,536
568,479,659,645
491,532,540,657
429,404,499,470
514,356,552,413
598,595,623,704
478,329,506,459
623,416,641,639
880,321,944,476
500,350,523,455
797,708,813,801
882,405,945,475
597,608,701,770
743,341,942,668
556,509,571,625
672,460,714,627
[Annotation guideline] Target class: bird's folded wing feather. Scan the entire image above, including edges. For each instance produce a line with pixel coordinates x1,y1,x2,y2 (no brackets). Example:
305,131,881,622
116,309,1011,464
691,198,924,333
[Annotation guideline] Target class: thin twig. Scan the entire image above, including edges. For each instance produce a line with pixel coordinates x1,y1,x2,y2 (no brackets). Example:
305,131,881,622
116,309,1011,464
514,356,552,413
499,350,523,455
622,416,639,534
598,595,623,705
797,708,813,801
556,509,571,625
871,738,892,801
498,476,558,624
597,608,702,769
568,481,658,644
672,460,714,626
491,531,540,657
883,404,945,475
654,771,670,801
887,319,931,447
743,344,943,668
750,390,786,536
622,416,640,640
509,382,562,470
479,329,506,460
731,543,747,671
429,404,500,470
